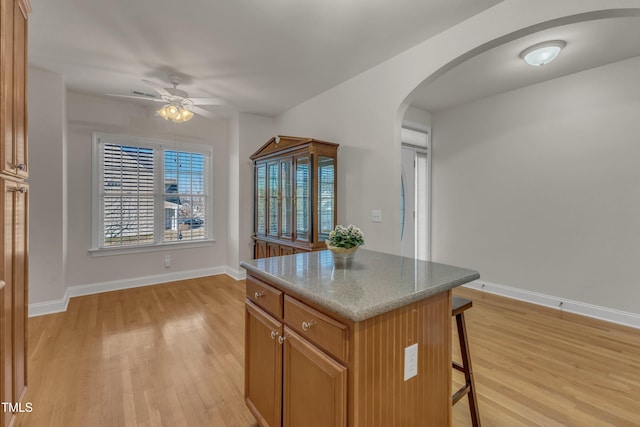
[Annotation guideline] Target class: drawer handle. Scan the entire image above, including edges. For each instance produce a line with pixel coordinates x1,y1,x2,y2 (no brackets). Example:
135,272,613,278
254,291,265,299
278,335,286,345
16,163,27,171
302,320,315,331
270,330,279,340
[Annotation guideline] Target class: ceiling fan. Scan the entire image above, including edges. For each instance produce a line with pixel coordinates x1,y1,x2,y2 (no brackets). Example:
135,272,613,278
107,75,229,123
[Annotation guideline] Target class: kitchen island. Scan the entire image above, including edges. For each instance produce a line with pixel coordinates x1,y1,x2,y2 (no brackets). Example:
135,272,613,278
240,249,479,427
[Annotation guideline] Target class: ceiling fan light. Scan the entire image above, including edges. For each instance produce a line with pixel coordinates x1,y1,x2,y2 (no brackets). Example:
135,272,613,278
156,106,170,120
166,104,180,119
520,40,566,66
170,108,194,124
181,109,194,121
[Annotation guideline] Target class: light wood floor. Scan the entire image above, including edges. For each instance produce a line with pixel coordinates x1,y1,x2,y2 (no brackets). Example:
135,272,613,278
14,276,640,426
16,276,257,427
452,287,640,427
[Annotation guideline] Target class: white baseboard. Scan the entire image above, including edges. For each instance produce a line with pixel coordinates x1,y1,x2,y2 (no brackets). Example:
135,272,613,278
28,295,70,317
28,265,242,318
225,266,247,281
30,270,640,329
464,280,640,330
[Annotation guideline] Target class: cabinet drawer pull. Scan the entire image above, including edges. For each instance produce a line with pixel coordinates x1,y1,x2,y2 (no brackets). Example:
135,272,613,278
16,163,27,171
254,291,265,299
9,187,27,194
278,335,286,344
270,330,279,340
302,320,315,331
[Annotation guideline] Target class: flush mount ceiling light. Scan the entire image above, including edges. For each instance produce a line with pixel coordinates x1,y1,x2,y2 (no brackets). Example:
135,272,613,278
520,40,566,66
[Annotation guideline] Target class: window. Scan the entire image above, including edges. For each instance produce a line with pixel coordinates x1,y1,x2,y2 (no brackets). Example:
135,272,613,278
92,133,212,252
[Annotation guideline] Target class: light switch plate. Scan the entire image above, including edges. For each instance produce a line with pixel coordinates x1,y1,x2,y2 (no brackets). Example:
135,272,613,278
371,210,382,223
404,343,418,381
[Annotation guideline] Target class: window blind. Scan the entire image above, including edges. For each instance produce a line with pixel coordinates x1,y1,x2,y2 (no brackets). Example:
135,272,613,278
102,144,155,247
94,134,211,251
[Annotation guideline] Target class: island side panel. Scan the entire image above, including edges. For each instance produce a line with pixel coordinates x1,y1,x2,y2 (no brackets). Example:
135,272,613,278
350,290,452,427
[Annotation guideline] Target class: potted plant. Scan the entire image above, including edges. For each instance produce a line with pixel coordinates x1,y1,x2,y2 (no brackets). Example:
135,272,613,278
325,224,364,266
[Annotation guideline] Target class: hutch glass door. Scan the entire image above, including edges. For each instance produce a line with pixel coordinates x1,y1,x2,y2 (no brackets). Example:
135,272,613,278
317,156,335,242
256,164,266,236
295,157,310,242
281,159,293,239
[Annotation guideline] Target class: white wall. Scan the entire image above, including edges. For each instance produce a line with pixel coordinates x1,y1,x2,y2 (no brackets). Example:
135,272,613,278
227,113,275,277
28,67,67,304
275,1,640,255
64,92,230,289
238,114,275,265
28,70,233,309
403,106,431,130
430,56,640,314
273,1,640,317
27,0,640,318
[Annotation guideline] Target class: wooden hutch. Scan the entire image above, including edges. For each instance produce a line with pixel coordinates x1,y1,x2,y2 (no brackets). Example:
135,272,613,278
251,136,338,259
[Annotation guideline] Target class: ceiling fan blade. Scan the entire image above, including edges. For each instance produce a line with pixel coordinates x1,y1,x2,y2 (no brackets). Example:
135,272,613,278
187,105,216,118
141,79,171,96
106,94,165,102
188,97,230,106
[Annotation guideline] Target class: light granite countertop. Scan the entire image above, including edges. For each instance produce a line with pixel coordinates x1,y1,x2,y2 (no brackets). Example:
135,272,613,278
240,249,480,322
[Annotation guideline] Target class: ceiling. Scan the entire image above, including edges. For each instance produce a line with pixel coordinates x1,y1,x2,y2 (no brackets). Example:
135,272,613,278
28,0,501,117
411,16,640,113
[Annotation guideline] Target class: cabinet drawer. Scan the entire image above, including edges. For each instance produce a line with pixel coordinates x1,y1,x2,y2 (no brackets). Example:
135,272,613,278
246,275,283,318
284,296,348,362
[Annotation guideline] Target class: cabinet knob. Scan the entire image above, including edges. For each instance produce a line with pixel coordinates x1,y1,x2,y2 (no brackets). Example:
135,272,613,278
254,291,265,299
270,330,279,340
278,335,286,344
17,163,27,171
302,320,314,331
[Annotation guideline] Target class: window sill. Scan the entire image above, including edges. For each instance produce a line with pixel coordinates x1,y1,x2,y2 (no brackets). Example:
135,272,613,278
88,239,216,257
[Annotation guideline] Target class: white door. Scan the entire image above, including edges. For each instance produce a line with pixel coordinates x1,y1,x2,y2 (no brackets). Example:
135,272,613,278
400,133,430,260
401,147,416,258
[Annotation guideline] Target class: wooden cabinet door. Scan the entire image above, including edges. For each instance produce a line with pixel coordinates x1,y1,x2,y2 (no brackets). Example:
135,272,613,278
0,178,28,427
267,242,279,258
279,245,294,256
245,301,283,427
0,0,15,176
255,240,267,259
0,0,28,178
282,327,346,427
12,1,27,179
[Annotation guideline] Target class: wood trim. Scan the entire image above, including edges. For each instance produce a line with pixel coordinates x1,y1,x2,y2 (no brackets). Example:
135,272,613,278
0,278,4,427
15,0,31,17
250,135,339,161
